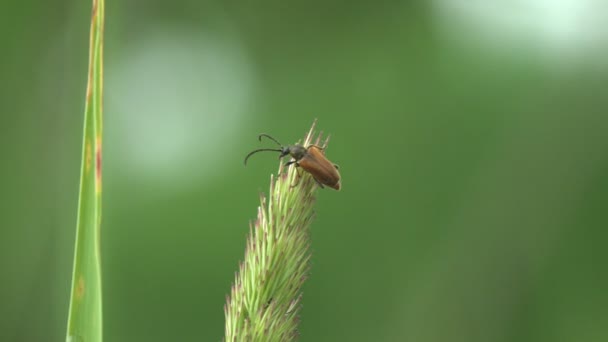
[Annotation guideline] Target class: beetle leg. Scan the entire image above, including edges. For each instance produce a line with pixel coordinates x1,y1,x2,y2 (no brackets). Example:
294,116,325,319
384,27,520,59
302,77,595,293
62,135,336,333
313,177,325,189
285,160,302,188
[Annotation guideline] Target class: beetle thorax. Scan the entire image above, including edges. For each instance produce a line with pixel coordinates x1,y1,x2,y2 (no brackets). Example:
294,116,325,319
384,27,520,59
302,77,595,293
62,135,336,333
287,145,307,161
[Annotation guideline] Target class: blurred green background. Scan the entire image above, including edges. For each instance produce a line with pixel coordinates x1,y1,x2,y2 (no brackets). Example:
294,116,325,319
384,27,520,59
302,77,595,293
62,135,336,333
2,1,608,341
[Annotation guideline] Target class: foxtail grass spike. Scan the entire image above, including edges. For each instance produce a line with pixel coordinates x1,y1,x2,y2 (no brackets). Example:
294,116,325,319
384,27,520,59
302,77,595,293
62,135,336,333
225,120,327,341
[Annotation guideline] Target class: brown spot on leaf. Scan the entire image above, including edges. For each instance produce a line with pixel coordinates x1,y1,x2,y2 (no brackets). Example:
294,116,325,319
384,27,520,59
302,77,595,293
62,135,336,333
95,137,102,193
76,276,85,300
91,0,98,19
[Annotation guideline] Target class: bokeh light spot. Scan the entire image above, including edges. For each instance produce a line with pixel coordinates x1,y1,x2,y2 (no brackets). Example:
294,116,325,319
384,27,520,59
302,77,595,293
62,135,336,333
433,0,608,67
106,28,254,190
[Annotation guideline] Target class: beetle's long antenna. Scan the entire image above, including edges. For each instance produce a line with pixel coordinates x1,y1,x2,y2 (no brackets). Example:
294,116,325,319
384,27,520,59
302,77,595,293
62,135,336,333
244,148,283,165
258,134,283,147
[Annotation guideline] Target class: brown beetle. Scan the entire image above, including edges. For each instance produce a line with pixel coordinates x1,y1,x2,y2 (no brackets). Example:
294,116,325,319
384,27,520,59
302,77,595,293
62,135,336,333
244,134,341,190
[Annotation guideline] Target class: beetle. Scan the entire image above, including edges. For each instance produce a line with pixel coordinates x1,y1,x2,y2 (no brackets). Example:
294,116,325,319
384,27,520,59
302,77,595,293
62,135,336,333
244,134,341,190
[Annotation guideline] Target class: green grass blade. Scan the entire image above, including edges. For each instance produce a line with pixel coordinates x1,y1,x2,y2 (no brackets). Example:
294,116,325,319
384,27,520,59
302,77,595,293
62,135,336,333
66,1,105,341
